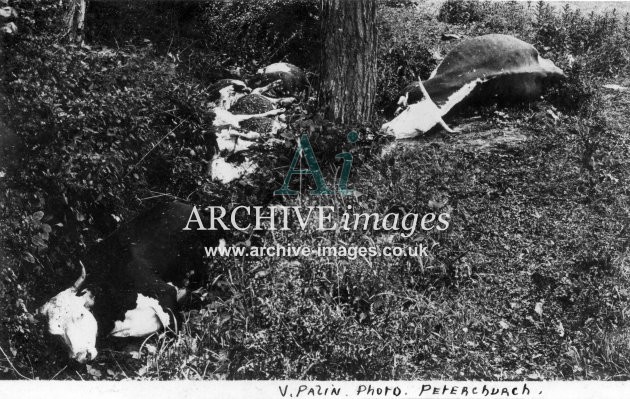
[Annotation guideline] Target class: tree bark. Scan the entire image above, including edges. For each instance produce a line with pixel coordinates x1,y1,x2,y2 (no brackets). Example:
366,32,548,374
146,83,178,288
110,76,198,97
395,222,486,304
63,0,86,43
319,0,377,125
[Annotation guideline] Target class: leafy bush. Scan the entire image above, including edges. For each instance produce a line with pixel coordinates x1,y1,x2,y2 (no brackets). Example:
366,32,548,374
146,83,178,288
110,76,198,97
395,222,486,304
545,61,597,113
86,0,320,72
197,0,320,68
437,0,630,79
376,4,439,113
437,0,485,24
86,1,205,46
9,0,64,36
534,5,630,77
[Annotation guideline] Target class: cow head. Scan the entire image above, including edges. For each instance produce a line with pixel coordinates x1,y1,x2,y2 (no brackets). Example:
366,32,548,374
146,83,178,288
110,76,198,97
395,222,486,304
217,82,251,111
37,263,98,363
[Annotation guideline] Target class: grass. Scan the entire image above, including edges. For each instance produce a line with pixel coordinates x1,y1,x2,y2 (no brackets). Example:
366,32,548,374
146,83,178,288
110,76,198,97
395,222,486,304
2,0,630,381
46,86,630,380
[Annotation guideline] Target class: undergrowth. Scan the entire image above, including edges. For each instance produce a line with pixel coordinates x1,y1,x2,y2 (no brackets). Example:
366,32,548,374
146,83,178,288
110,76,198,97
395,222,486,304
1,0,630,380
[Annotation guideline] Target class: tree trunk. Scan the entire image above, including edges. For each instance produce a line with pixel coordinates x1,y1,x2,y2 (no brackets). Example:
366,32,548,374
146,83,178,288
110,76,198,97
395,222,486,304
319,0,377,125
63,0,86,43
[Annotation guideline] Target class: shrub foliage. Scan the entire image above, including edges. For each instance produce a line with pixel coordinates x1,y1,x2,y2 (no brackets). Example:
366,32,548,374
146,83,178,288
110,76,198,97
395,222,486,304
1,0,630,380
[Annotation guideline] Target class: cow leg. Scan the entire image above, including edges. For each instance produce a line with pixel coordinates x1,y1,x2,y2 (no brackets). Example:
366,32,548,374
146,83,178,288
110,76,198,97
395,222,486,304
244,108,285,119
252,80,296,105
262,95,296,107
251,79,282,95
230,108,286,126
213,108,285,129
416,78,455,133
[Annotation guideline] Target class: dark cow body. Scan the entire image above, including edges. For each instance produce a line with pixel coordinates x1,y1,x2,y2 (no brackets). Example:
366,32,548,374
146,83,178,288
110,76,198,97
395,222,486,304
38,200,222,362
386,71,556,118
391,36,560,113
83,201,214,336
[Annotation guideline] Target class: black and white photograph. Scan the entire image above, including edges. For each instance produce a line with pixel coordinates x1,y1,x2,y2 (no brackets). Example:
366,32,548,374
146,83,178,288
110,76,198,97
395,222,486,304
1,0,630,397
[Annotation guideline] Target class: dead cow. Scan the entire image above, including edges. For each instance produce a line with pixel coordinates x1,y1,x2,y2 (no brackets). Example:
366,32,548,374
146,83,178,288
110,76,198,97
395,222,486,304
382,34,566,139
254,62,308,97
210,79,296,112
37,201,222,363
205,67,300,184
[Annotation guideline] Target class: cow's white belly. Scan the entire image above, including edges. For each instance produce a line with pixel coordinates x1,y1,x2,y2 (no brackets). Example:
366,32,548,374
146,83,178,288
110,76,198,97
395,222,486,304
109,294,171,338
382,78,485,139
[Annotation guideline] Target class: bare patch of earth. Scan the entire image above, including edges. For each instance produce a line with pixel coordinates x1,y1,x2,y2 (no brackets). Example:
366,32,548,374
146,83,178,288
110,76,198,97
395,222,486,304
382,120,531,157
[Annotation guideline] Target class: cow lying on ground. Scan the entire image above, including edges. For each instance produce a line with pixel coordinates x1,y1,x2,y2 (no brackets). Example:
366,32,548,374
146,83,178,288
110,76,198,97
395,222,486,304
382,34,566,139
37,201,222,363
209,79,296,112
206,63,306,184
253,62,309,97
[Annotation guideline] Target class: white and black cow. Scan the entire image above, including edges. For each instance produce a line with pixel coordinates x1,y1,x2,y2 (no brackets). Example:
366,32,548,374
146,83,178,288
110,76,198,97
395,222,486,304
37,201,221,363
382,34,566,139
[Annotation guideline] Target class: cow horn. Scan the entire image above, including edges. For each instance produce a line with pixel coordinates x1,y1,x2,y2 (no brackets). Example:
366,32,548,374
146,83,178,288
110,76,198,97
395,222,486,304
72,261,87,290
416,77,455,134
